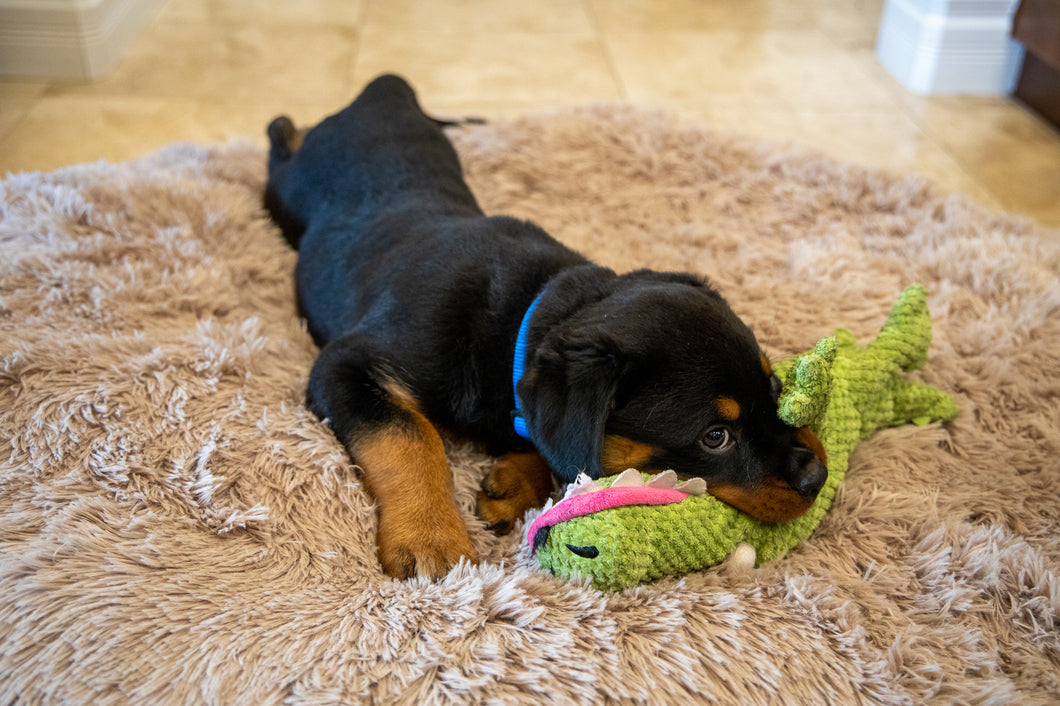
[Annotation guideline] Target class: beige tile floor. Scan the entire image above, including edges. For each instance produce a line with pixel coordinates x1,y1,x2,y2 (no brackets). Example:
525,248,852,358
1,0,1058,228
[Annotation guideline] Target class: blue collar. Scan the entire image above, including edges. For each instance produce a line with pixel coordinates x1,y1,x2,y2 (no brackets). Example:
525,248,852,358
512,292,544,440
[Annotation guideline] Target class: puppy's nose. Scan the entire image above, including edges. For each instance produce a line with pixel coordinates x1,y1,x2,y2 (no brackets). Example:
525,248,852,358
793,457,827,501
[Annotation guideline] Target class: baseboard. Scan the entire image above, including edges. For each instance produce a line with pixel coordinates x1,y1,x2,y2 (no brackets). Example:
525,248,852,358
1016,51,1060,129
0,0,163,80
875,0,1025,95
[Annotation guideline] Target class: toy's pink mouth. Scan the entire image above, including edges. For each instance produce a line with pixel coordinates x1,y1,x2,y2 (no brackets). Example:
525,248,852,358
527,485,692,553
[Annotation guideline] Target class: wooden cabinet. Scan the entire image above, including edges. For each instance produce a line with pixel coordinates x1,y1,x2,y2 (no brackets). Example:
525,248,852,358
1013,0,1060,127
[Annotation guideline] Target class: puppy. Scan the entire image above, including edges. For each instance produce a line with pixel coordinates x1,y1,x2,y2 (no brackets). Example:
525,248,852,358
264,74,827,579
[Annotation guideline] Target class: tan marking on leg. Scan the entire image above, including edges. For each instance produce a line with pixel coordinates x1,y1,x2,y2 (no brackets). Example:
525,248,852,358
477,452,554,535
716,397,741,421
351,391,477,579
601,435,660,475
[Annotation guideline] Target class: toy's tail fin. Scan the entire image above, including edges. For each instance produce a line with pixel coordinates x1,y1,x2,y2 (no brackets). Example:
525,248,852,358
873,284,932,372
893,383,960,426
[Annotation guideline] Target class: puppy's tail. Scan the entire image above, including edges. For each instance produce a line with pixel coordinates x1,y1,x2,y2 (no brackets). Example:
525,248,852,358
265,115,308,250
267,116,303,165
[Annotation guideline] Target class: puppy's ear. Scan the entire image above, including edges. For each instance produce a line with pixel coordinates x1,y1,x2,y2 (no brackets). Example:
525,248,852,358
518,328,628,483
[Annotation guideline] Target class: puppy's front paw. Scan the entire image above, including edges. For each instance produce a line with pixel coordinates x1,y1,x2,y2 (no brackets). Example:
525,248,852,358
376,507,478,580
476,454,553,535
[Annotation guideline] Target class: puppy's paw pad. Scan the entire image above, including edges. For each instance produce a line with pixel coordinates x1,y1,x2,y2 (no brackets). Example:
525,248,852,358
476,504,514,535
479,461,524,499
379,537,478,580
476,464,533,534
377,512,478,580
378,545,417,580
477,490,531,535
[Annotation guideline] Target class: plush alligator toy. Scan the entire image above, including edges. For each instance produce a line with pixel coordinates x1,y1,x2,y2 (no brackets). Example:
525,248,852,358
527,284,959,591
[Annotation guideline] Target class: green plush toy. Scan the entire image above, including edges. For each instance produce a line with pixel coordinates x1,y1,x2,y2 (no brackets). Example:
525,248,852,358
527,284,959,591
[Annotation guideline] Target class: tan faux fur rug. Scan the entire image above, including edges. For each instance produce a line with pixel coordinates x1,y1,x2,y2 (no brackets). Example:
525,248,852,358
1,107,1058,704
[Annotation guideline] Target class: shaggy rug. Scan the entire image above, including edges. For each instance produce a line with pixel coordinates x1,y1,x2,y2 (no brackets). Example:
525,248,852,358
1,107,1058,704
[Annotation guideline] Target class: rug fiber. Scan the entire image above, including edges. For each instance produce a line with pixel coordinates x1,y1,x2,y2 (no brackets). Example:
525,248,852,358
1,107,1058,704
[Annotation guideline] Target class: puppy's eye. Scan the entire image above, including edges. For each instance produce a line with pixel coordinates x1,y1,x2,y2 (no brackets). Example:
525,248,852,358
701,426,734,451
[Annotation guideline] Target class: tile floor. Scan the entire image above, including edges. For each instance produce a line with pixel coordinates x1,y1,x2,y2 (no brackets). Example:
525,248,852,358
1,0,1058,228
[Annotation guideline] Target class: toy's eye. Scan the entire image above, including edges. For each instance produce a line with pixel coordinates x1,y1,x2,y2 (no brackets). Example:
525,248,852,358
566,544,599,559
770,374,783,403
701,426,734,452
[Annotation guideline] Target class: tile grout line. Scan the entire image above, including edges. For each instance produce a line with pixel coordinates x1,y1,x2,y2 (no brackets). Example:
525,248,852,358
781,21,1008,217
579,0,628,103
347,0,372,96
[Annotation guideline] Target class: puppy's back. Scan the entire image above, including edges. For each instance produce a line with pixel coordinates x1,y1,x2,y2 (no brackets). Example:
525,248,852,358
265,74,480,249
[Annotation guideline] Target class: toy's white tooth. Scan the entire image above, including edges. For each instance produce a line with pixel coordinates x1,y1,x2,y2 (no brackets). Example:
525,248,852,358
611,469,645,487
564,474,605,500
646,470,678,488
674,477,707,495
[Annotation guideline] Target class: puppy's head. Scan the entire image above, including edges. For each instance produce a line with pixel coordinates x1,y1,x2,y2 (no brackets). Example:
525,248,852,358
518,269,827,523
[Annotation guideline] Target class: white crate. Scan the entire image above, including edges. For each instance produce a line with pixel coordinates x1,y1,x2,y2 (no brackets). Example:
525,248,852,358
0,0,162,80
875,0,1026,95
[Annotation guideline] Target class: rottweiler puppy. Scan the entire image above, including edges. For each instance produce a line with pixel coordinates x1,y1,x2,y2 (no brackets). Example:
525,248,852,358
265,74,828,580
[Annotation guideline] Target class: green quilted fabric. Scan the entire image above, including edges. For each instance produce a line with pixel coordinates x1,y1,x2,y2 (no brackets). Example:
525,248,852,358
533,284,959,591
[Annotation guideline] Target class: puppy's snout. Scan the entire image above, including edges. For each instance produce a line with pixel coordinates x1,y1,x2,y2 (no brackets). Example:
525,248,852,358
793,456,827,501
787,426,828,501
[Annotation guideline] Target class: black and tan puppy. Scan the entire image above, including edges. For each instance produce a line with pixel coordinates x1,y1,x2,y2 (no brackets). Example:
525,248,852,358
265,74,827,579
